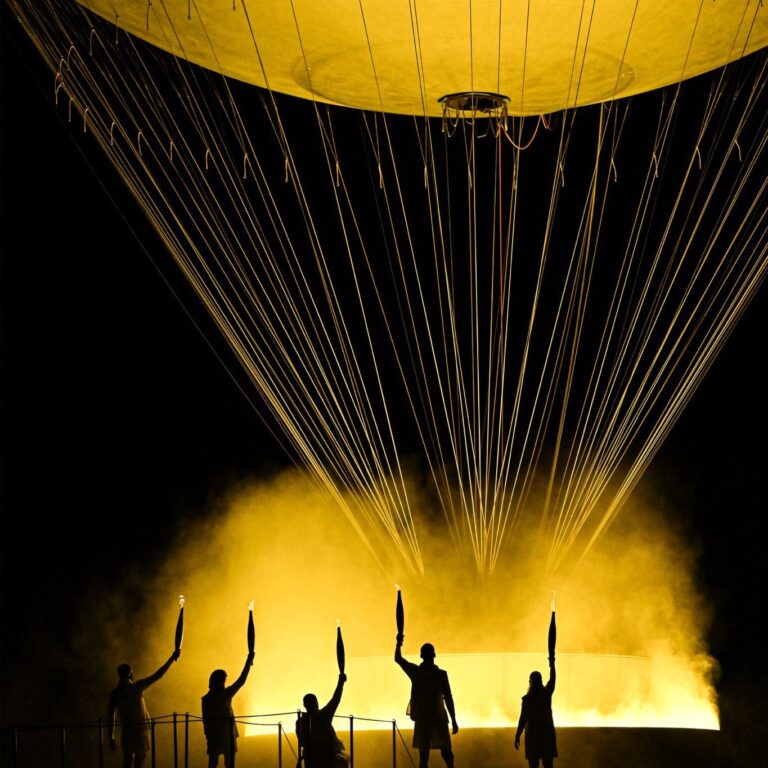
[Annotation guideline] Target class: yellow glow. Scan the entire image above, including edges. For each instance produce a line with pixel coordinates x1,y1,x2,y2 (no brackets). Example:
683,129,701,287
109,468,718,733
75,0,766,115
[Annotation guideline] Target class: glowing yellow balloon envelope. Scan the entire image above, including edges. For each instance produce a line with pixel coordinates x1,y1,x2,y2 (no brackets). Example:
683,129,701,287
77,0,766,116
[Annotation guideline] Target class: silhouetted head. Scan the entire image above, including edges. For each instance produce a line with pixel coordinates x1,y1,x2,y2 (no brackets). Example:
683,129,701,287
528,671,543,692
209,669,227,690
420,643,436,662
303,693,319,713
117,664,133,681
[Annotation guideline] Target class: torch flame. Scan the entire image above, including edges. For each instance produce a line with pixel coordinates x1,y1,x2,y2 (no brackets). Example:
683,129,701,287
179,594,185,608
551,591,556,612
249,600,254,612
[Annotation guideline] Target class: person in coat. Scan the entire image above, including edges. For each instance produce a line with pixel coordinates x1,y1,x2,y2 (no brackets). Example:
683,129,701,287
296,673,348,768
202,651,255,767
514,654,557,768
394,636,458,768
108,649,181,767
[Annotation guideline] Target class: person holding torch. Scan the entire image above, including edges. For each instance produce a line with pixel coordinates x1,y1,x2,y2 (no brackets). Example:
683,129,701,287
107,648,181,768
296,622,349,768
202,604,256,767
394,638,458,768
514,598,558,768
202,651,255,767
393,587,458,768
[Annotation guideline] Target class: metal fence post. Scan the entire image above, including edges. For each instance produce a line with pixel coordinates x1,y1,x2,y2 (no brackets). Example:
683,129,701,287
184,712,190,768
99,718,105,768
278,722,283,768
173,712,178,768
392,720,397,768
230,715,236,768
59,726,66,768
348,716,354,768
13,727,19,768
150,718,156,768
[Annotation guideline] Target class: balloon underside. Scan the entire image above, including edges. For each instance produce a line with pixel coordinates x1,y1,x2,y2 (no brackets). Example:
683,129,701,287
77,0,766,115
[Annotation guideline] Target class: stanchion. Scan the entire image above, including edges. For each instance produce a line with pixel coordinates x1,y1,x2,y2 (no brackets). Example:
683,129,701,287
150,719,156,768
12,727,19,768
184,712,189,768
173,712,178,768
230,715,236,768
59,726,66,768
392,720,397,768
278,722,283,768
98,718,105,768
349,716,354,768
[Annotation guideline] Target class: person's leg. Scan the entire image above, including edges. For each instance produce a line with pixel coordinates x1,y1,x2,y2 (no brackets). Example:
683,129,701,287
133,753,146,768
527,760,538,768
541,760,554,768
419,748,430,768
207,752,219,768
440,747,455,768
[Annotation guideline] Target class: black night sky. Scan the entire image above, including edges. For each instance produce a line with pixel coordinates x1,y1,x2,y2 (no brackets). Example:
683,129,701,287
2,4,767,766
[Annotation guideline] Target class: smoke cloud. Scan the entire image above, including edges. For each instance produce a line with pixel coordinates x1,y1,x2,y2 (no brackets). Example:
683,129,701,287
72,466,718,733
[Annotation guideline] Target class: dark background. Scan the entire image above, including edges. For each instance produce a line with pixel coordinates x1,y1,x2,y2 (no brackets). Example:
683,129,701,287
2,4,766,765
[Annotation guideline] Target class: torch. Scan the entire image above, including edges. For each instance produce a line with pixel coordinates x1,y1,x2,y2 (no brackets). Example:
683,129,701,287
396,585,404,642
247,600,255,655
175,595,185,653
336,620,345,675
548,592,556,661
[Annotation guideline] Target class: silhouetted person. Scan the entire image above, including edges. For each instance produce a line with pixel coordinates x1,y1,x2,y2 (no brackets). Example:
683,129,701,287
202,651,255,768
296,673,348,768
395,636,458,768
107,649,180,768
514,655,557,768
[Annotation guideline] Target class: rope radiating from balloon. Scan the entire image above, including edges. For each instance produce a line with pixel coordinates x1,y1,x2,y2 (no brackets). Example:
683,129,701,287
9,0,767,577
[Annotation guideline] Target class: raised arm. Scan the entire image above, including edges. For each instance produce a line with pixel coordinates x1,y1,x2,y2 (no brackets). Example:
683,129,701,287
394,636,414,673
546,654,556,693
226,651,255,696
136,649,180,690
321,673,347,717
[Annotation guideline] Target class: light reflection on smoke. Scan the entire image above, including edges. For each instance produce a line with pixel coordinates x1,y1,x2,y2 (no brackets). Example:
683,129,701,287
116,467,718,730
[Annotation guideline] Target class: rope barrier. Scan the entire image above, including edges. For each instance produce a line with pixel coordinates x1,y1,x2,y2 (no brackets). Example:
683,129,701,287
1,713,418,768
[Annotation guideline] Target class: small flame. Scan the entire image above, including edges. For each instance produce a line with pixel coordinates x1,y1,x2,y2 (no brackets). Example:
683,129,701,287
249,600,254,612
337,618,341,628
395,584,400,591
179,594,185,608
551,591,556,612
